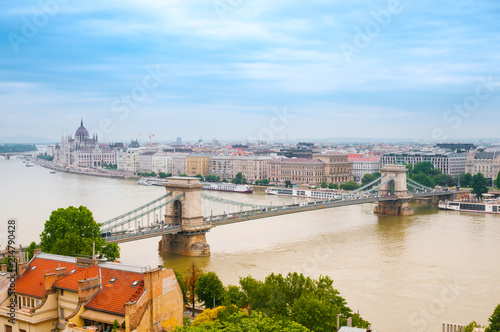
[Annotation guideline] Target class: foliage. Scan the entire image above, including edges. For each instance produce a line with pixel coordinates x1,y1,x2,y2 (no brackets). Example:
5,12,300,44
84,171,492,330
159,172,172,178
255,179,270,186
361,172,381,186
175,310,309,332
458,173,473,188
464,321,483,332
471,173,489,197
339,181,360,191
26,241,40,260
185,262,202,314
222,285,247,308
103,163,117,170
486,303,500,332
0,144,37,153
196,272,225,309
406,162,460,188
320,181,328,188
328,182,338,189
205,174,221,182
173,268,188,305
39,206,120,261
37,153,54,161
238,272,369,331
2,257,14,272
496,171,500,190
191,306,226,326
183,316,191,326
139,171,157,177
231,172,247,185
179,173,189,177
112,319,120,331
194,174,204,181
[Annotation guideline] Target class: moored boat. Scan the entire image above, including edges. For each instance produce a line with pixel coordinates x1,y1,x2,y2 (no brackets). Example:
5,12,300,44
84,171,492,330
202,182,253,193
438,194,500,214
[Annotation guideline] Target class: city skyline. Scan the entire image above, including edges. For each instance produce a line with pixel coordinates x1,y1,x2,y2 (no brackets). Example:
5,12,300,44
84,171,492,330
1,0,500,142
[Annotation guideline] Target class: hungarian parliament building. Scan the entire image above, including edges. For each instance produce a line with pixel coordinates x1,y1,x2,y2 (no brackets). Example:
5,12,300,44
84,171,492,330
48,119,122,167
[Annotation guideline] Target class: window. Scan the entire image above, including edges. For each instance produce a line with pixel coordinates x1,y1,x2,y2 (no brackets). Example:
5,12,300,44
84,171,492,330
5,325,12,332
60,289,64,296
60,307,65,319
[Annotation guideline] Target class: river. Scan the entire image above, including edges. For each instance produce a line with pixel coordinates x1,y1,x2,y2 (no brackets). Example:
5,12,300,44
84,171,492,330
1,156,499,332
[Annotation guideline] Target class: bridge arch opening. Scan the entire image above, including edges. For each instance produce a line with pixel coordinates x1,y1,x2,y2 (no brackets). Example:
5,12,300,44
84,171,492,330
389,180,396,195
172,200,182,225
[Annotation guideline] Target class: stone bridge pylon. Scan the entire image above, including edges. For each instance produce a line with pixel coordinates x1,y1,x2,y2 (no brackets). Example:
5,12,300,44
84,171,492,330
158,177,211,256
373,165,414,216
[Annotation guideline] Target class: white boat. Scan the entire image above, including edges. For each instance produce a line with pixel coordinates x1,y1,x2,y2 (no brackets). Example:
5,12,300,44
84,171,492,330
265,187,344,200
138,178,167,186
202,182,253,194
138,178,152,186
25,163,34,167
439,194,500,214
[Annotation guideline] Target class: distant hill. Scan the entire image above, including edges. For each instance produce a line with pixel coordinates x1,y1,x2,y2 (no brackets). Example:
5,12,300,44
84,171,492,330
0,135,57,144
0,143,38,153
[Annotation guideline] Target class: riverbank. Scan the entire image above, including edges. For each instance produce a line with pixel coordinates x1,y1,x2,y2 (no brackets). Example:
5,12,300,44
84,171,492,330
28,157,140,180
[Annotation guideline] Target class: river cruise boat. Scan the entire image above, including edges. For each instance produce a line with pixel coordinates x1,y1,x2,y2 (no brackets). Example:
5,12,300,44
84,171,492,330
265,187,345,200
202,182,253,194
438,194,500,214
137,178,167,186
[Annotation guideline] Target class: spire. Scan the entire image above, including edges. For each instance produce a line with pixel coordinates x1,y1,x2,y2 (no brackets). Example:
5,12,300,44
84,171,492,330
81,118,83,127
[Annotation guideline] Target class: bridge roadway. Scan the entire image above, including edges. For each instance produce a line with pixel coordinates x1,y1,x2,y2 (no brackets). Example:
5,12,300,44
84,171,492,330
105,190,455,244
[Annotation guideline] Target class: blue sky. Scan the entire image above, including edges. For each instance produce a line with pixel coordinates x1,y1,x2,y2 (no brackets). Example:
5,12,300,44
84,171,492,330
1,0,500,143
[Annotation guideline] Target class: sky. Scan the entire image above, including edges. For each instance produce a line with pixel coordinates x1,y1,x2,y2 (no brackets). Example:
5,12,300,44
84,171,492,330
1,0,500,143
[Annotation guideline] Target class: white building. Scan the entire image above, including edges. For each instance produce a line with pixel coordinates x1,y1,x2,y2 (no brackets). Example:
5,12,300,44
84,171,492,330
349,156,380,182
466,149,500,180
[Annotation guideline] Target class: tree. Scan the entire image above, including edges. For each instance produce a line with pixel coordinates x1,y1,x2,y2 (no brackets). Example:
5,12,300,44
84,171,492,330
159,172,172,178
194,174,204,181
222,285,247,308
496,171,500,190
112,319,120,332
205,175,220,182
231,172,246,185
196,272,225,309
26,241,40,260
185,262,202,316
471,173,488,197
39,206,120,261
339,181,360,191
255,179,270,186
321,181,328,188
457,173,473,187
173,268,188,305
486,304,500,332
328,182,337,189
464,321,483,332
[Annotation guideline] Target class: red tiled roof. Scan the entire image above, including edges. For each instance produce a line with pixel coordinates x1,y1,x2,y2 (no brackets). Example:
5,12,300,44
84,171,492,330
86,268,144,315
15,254,145,315
16,258,78,298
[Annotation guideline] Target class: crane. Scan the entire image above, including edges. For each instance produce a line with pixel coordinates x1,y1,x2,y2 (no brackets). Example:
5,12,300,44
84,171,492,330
137,132,156,147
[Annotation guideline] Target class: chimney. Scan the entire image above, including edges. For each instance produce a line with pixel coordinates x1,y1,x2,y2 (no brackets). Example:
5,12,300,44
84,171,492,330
1,264,6,272
44,273,57,294
347,317,352,327
55,266,66,278
76,257,98,267
17,260,29,276
78,276,101,302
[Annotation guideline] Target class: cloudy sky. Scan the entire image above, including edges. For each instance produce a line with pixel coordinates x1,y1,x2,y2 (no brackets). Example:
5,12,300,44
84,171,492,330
1,0,500,143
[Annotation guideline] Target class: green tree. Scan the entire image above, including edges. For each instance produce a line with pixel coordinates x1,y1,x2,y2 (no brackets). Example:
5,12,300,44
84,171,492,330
411,173,434,188
339,181,360,191
222,285,247,308
464,321,483,332
39,206,120,261
486,304,500,332
290,293,336,331
320,181,328,188
196,272,225,309
471,173,489,197
179,173,189,177
205,175,221,182
255,179,270,186
231,172,246,184
26,241,40,260
496,171,500,190
159,172,172,178
457,173,473,187
329,183,339,189
173,268,188,305
194,174,204,181
112,319,120,332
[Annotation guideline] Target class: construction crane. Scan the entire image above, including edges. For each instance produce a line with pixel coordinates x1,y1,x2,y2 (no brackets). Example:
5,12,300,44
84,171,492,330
137,132,156,147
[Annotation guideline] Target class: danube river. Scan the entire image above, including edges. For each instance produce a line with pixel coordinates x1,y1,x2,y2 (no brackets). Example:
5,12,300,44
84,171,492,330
1,156,499,332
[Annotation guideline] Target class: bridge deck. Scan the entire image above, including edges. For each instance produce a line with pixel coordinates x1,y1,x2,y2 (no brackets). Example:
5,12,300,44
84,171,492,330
105,191,456,243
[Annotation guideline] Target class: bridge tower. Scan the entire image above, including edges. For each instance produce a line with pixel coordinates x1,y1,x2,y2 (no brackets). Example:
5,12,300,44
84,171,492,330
374,165,414,216
158,177,211,256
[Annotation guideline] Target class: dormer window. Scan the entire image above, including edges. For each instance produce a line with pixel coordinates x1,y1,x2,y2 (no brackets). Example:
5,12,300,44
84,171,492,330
109,277,117,283
70,269,76,274
31,266,36,270
132,280,139,286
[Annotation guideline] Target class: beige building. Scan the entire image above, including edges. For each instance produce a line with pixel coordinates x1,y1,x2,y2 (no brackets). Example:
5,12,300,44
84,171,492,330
152,152,188,175
0,252,183,332
186,153,214,176
268,158,325,185
466,150,500,180
232,156,273,181
313,152,353,183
